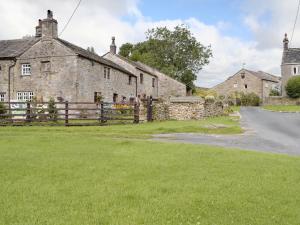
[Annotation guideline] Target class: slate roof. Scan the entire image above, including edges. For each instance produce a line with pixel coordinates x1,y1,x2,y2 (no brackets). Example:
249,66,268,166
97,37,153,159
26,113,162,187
245,69,280,83
282,48,300,64
57,39,136,77
0,38,40,59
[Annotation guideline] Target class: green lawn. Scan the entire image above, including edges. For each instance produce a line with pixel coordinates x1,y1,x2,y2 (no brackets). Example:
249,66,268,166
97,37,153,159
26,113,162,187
1,117,300,225
263,105,300,112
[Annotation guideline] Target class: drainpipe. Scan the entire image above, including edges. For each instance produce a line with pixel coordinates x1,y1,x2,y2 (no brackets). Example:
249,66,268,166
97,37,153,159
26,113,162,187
8,59,16,111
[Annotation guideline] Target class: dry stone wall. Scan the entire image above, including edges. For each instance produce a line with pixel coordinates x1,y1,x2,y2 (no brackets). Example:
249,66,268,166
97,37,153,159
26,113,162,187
149,97,224,121
263,96,300,105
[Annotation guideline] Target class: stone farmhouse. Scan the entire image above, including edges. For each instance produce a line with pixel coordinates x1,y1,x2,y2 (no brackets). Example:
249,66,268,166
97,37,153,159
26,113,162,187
212,69,281,99
281,33,300,96
103,38,186,99
0,10,186,103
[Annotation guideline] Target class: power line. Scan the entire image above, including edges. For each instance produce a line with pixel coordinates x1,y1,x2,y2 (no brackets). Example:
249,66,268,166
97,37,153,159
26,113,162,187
290,0,300,45
59,0,83,37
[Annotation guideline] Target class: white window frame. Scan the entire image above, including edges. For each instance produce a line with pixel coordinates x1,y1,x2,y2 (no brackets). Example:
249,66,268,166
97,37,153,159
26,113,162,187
17,91,34,102
0,93,5,102
233,83,238,88
21,64,31,76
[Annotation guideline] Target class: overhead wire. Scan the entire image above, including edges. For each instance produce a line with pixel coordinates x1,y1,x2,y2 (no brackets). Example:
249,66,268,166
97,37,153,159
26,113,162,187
290,0,300,46
59,0,83,37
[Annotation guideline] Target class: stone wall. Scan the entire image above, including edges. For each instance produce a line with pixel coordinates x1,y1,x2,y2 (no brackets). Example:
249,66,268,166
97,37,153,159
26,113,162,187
149,97,224,121
263,96,300,105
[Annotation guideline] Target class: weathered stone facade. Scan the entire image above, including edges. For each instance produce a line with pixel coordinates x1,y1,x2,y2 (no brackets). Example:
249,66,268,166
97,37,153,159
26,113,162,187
281,34,300,96
150,97,224,121
0,11,137,103
0,10,185,104
212,69,280,99
103,39,186,99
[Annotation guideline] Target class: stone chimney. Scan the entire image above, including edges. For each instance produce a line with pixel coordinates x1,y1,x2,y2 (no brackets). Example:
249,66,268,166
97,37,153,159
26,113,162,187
40,10,58,39
35,19,42,37
283,33,289,51
110,37,117,54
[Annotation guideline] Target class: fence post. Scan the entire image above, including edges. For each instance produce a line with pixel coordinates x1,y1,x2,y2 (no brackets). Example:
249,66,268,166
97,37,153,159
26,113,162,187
134,101,140,124
100,102,104,124
26,102,31,123
147,96,153,122
65,101,69,126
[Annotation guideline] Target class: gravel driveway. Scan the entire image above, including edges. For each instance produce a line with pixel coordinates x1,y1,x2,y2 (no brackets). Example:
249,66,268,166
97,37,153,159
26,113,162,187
154,107,300,155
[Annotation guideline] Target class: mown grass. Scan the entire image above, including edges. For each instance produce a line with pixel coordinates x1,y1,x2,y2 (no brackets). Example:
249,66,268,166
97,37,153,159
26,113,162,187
1,117,300,225
0,116,242,139
263,105,300,112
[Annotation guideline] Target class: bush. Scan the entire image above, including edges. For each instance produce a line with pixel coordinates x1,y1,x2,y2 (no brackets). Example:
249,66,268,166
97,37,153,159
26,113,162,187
0,102,8,119
269,89,281,96
205,95,215,103
240,92,260,106
286,76,300,98
48,98,58,121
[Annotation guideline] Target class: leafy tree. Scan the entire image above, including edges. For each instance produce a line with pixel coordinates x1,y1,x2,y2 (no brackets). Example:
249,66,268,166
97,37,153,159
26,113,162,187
119,25,212,92
0,102,7,119
286,76,300,98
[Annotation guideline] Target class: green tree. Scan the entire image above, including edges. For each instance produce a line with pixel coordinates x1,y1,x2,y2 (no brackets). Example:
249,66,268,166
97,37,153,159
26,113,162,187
119,25,212,92
286,76,300,98
48,98,58,121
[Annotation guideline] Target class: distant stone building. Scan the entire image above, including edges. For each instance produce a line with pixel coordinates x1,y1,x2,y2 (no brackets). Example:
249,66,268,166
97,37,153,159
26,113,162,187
281,34,300,96
212,69,281,99
0,10,185,104
103,38,186,99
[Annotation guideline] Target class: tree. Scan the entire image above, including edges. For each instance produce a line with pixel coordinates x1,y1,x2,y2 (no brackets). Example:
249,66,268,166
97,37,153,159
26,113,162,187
119,25,212,92
286,76,300,98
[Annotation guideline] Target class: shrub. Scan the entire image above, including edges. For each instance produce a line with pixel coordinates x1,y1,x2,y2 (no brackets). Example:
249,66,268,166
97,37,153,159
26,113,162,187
269,89,281,96
205,95,215,103
286,76,300,98
0,102,8,119
240,92,260,106
48,98,58,121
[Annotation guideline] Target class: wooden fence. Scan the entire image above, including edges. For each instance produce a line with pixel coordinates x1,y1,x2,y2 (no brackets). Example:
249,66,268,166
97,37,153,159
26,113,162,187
0,101,140,126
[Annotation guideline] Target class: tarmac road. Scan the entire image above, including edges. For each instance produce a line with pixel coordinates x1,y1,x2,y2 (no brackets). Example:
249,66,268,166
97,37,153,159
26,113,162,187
153,107,300,155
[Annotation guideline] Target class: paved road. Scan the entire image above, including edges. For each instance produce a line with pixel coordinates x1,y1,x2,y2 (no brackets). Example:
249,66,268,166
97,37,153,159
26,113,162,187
154,107,300,155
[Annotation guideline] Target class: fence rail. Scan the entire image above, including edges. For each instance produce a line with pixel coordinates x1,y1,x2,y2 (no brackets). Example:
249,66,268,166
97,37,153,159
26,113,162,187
0,101,140,126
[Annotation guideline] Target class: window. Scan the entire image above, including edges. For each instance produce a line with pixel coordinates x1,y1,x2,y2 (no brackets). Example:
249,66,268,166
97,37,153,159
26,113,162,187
0,65,2,72
104,67,111,79
244,84,248,89
292,66,300,75
265,83,269,88
234,83,238,88
140,73,144,84
128,76,132,85
21,64,31,76
0,93,5,102
17,92,34,101
152,78,155,87
41,61,51,72
241,72,245,79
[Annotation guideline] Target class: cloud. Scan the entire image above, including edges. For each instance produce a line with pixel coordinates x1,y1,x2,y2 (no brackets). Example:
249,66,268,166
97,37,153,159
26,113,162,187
0,0,289,87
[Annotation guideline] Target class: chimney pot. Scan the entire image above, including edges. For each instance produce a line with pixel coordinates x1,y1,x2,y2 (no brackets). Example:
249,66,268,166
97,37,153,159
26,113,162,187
110,36,117,54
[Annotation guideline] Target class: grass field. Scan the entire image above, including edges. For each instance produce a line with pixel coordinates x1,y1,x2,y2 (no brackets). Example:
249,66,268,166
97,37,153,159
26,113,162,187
1,117,300,225
263,105,300,112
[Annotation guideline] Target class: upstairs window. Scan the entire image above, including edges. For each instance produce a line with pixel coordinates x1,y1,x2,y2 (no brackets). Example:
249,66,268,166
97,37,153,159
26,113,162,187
241,72,245,79
0,93,5,102
104,67,111,79
152,78,155,88
17,91,34,101
233,83,238,88
21,64,31,76
292,66,300,75
140,73,144,84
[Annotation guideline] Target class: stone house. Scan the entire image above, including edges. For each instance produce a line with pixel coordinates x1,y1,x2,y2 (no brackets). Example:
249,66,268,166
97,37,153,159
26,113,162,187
212,69,281,99
281,34,300,96
0,10,140,103
103,38,186,99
